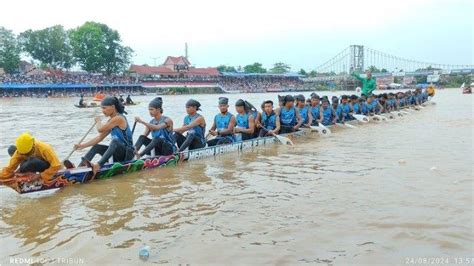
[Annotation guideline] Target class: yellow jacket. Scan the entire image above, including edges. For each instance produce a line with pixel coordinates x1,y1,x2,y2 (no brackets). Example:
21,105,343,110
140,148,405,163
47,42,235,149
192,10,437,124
0,140,61,182
427,86,435,96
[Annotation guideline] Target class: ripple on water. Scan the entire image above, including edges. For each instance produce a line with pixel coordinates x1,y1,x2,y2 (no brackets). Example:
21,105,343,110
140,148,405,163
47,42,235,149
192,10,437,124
0,91,473,264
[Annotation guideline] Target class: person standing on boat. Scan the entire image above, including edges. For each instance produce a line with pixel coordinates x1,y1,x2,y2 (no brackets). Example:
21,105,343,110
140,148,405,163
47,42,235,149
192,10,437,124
277,95,303,134
234,99,255,141
207,97,236,147
72,96,134,174
126,94,134,105
134,97,176,158
352,70,377,96
295,94,312,128
309,93,321,126
319,98,337,126
257,100,280,137
0,133,61,184
79,94,86,107
174,99,206,152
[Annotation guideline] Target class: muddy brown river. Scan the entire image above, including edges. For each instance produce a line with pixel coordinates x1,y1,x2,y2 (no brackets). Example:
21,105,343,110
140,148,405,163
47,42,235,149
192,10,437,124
0,89,472,265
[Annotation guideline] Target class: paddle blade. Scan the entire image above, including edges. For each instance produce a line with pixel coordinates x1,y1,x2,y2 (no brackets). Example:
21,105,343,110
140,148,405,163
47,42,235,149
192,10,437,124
310,125,331,136
275,135,294,145
353,114,369,123
344,123,358,129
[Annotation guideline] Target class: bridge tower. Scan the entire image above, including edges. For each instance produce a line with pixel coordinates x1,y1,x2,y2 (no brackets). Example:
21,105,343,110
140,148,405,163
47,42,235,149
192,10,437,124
350,45,364,73
185,42,189,60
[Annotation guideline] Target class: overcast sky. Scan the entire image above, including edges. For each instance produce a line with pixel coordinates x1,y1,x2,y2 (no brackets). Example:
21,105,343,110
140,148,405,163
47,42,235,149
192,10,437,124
1,0,472,70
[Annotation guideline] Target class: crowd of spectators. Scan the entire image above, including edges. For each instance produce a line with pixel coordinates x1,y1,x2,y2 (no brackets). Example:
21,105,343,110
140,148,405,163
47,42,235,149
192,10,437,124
0,71,312,97
0,88,149,98
0,72,138,85
218,76,304,92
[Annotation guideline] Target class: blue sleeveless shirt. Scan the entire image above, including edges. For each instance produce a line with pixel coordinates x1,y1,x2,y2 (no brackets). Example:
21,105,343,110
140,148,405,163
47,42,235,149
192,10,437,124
261,111,277,130
184,114,205,144
111,114,133,149
150,116,175,149
310,104,320,122
236,113,251,129
280,107,297,126
298,105,310,124
322,106,334,125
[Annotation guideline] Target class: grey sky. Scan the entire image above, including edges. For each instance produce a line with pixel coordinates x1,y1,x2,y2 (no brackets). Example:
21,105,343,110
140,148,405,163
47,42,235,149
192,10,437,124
1,0,472,70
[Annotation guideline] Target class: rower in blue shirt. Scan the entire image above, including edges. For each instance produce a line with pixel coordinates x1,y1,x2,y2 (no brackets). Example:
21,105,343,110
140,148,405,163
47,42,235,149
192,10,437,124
207,97,236,147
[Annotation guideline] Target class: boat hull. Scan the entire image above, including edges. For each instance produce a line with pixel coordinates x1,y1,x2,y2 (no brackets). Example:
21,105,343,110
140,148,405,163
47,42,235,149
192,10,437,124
11,130,309,194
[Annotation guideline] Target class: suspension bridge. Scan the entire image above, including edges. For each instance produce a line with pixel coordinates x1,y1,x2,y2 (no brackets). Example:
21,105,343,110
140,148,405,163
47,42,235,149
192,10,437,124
312,45,473,82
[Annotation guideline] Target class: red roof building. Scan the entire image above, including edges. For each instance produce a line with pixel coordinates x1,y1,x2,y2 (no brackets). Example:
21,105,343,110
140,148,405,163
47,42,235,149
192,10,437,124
129,56,219,78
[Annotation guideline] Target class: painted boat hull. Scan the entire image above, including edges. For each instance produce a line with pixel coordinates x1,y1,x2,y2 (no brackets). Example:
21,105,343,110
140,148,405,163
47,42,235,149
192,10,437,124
10,130,309,194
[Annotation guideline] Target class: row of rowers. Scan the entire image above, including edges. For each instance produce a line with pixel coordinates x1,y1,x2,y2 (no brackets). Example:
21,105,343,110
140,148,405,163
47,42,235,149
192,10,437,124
1,89,430,179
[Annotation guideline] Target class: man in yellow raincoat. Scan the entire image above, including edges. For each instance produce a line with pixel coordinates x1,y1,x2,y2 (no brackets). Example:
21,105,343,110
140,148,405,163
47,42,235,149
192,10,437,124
0,133,61,184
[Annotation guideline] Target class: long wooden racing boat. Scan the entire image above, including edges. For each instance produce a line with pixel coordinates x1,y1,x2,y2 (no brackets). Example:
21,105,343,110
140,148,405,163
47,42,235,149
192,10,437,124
5,104,429,194
8,130,310,194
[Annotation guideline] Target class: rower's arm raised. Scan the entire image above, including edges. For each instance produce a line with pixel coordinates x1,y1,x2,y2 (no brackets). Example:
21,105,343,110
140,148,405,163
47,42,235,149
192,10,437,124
351,72,363,81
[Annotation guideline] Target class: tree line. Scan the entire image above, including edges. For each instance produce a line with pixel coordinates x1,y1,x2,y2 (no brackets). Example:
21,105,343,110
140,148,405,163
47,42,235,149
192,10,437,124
216,62,325,77
0,22,133,75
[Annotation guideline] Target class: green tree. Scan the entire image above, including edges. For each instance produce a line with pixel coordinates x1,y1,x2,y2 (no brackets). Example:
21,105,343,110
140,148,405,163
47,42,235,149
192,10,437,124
19,25,73,69
415,75,427,84
308,70,318,77
216,65,237,72
0,27,21,73
443,74,471,87
366,65,380,73
270,62,291,74
69,22,133,74
243,62,266,73
380,68,388,73
298,68,307,76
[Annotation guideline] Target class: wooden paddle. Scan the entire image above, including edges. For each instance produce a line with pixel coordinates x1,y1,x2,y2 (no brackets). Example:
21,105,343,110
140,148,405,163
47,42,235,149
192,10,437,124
336,122,358,129
63,121,97,166
131,121,137,135
309,124,331,135
205,132,215,142
261,126,294,145
372,114,387,121
352,114,369,123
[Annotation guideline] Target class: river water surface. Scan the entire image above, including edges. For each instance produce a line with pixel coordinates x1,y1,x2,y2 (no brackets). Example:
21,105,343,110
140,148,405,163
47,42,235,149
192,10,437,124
0,90,472,265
